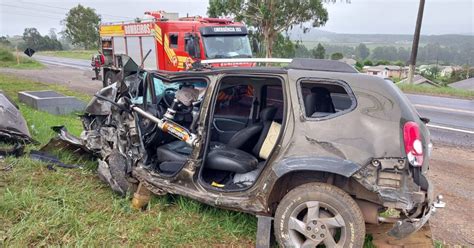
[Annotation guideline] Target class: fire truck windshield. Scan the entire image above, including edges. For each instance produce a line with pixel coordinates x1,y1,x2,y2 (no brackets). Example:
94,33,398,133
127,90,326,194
202,36,252,59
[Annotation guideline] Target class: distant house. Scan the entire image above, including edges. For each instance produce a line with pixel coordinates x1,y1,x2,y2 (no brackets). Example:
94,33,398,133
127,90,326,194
399,75,439,87
450,77,474,91
440,66,463,77
364,65,409,79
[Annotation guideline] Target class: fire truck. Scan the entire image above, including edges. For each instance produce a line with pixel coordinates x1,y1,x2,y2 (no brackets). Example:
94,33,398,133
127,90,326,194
93,11,253,87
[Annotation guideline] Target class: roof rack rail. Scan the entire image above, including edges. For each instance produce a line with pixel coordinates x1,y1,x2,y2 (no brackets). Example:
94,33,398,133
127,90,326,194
199,58,358,73
200,58,292,64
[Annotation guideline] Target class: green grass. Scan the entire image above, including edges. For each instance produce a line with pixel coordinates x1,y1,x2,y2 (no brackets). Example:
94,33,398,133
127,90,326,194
0,48,43,69
38,50,96,60
397,83,474,99
0,74,376,247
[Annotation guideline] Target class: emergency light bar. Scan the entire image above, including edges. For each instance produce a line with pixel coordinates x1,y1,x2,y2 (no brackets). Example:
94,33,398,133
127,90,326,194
200,58,293,64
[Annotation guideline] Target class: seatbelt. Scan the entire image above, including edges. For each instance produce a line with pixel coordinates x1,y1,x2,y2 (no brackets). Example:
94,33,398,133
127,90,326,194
250,97,259,124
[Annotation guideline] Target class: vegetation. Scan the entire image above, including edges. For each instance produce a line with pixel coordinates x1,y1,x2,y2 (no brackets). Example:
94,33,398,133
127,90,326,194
397,83,474,99
38,50,96,60
330,52,344,60
208,0,328,57
21,28,62,51
0,47,43,69
355,43,370,60
63,4,101,49
312,43,326,59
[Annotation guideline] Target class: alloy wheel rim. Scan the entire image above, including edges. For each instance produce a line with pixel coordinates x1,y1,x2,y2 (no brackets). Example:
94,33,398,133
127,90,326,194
287,201,346,248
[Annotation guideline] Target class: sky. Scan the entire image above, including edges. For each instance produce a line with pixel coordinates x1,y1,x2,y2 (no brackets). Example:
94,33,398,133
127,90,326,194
0,0,473,37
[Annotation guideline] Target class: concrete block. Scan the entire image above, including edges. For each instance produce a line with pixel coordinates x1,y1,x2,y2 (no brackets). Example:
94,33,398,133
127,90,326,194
18,90,86,115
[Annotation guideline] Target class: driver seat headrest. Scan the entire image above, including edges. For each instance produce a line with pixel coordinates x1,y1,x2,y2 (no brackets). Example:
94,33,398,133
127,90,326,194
259,106,277,122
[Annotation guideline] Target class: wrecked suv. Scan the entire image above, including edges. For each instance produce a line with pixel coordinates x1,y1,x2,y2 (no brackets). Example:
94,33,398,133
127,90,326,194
67,57,441,247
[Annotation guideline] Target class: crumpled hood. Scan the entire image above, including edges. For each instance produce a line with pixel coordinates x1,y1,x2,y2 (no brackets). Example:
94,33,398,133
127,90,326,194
0,91,32,141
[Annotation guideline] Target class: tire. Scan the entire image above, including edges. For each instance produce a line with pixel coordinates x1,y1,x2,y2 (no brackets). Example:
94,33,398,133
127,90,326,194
98,151,137,197
103,70,116,88
274,183,365,248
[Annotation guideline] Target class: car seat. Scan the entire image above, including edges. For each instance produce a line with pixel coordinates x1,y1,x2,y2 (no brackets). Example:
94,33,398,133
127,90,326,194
304,87,336,117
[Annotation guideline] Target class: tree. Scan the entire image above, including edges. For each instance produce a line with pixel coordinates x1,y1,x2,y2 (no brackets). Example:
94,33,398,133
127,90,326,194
49,28,58,40
23,28,43,50
330,52,343,60
0,36,11,48
363,60,373,66
63,4,101,49
295,43,311,58
312,43,326,59
272,34,296,58
22,28,63,51
355,43,370,60
208,0,328,58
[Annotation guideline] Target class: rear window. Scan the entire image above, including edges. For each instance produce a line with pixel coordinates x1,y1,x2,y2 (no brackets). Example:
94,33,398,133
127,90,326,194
299,81,355,119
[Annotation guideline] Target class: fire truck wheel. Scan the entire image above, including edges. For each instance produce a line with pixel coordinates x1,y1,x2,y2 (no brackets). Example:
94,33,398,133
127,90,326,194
103,71,116,87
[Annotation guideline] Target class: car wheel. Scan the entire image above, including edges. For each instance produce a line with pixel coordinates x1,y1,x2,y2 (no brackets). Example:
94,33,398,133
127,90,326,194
274,183,365,248
103,71,116,87
98,151,137,196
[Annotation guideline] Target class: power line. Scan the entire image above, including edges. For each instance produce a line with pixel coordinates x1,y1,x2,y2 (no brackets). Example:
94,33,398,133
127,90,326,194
1,12,63,20
0,3,67,16
11,0,135,19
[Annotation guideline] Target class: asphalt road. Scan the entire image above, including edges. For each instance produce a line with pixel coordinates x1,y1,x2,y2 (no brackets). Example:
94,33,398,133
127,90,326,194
34,55,91,70
30,55,474,147
406,94,473,148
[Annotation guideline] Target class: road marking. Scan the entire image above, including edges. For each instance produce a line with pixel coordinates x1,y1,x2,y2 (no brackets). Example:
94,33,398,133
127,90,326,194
427,124,474,134
414,104,474,115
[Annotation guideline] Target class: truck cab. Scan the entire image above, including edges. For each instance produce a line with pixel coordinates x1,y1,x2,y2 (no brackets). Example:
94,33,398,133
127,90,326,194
94,11,252,87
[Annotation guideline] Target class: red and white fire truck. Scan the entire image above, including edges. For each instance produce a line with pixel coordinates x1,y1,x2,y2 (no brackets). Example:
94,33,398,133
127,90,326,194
92,11,252,86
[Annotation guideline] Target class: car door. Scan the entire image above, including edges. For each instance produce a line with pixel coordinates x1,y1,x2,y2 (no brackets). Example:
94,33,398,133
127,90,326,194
212,84,255,143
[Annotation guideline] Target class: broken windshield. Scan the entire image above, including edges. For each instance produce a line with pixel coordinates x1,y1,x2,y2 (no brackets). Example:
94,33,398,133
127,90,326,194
203,36,252,59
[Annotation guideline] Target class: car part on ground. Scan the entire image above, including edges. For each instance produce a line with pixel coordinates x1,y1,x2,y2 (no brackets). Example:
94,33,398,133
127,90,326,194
29,150,81,169
0,91,34,157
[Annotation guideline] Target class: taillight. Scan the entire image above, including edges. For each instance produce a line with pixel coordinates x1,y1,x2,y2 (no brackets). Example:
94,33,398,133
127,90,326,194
403,121,423,166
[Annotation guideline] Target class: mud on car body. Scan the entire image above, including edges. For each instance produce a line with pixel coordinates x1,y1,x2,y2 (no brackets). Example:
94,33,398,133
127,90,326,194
68,57,442,247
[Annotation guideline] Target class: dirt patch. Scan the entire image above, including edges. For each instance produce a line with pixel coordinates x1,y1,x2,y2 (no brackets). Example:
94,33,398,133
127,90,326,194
429,144,474,246
0,66,101,96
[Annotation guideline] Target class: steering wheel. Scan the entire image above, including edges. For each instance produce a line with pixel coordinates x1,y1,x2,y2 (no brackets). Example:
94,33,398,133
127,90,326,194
162,88,194,114
163,88,177,108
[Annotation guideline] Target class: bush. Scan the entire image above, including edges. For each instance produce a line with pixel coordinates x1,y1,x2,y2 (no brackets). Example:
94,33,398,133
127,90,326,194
0,48,14,62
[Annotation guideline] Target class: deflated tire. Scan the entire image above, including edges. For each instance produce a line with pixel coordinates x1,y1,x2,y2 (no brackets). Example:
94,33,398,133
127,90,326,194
97,151,133,196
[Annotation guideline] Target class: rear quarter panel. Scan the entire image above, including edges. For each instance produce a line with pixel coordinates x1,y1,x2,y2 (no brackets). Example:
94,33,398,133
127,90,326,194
284,70,408,167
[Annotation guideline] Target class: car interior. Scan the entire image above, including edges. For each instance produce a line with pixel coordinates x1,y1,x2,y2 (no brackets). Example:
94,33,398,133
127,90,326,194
199,76,285,190
128,73,285,191
126,73,208,175
300,81,352,118
127,74,353,190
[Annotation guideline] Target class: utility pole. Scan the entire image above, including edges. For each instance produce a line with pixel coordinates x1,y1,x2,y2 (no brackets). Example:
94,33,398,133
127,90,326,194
408,0,425,84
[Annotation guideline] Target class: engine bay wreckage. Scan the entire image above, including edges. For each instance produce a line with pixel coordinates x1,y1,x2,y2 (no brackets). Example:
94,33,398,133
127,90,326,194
46,56,445,247
0,91,34,156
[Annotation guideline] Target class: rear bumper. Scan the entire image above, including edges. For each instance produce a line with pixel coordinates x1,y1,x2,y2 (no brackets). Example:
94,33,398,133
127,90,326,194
384,174,445,239
387,173,445,239
387,197,445,239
